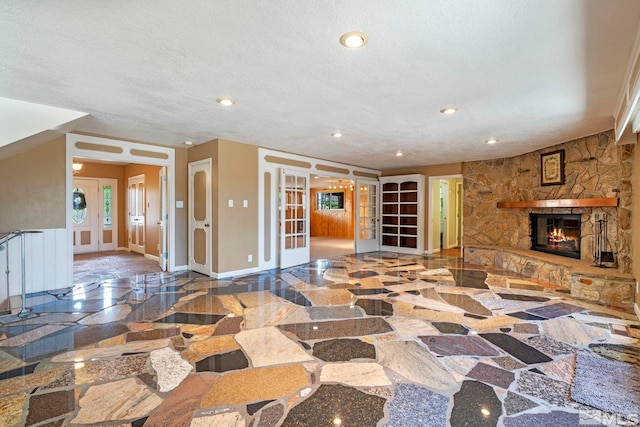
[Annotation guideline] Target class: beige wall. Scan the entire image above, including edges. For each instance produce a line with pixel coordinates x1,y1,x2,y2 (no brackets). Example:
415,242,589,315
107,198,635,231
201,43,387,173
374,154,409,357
188,139,259,274
174,147,189,267
0,136,66,230
382,163,463,252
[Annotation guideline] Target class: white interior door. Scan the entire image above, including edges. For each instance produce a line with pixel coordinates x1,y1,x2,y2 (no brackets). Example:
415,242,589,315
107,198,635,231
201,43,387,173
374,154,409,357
280,169,309,268
73,178,99,254
128,174,145,254
158,167,168,271
189,160,211,275
355,180,379,253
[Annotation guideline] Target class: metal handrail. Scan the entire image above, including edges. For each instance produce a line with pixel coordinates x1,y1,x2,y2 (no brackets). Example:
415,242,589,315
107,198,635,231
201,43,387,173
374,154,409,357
0,230,43,317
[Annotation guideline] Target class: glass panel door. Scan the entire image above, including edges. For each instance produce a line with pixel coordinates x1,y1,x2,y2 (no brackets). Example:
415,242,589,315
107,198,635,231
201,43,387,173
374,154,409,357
355,180,379,253
280,169,309,268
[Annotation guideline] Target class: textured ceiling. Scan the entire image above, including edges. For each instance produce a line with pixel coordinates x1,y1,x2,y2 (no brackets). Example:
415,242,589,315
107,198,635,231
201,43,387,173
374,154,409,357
2,1,640,170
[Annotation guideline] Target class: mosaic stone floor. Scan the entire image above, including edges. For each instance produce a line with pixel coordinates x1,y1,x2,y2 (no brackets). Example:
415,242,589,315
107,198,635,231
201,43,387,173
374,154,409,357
1,252,640,426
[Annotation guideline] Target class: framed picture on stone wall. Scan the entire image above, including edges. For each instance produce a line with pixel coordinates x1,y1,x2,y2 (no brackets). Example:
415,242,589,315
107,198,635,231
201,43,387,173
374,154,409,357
541,149,565,186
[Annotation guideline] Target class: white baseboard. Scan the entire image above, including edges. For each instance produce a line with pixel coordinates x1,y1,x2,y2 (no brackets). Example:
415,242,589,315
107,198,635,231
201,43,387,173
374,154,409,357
634,303,640,321
144,254,159,262
117,247,129,251
212,266,261,279
171,264,189,272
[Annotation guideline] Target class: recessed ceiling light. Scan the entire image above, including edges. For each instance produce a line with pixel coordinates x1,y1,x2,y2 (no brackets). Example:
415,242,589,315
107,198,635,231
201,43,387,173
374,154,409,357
440,107,458,114
340,31,368,48
395,151,404,157
216,97,235,106
485,138,498,145
184,141,193,146
332,132,343,138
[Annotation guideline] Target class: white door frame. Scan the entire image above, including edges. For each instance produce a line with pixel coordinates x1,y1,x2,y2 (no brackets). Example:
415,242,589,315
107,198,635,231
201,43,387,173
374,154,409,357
188,159,212,275
427,174,463,254
455,181,463,247
66,134,180,287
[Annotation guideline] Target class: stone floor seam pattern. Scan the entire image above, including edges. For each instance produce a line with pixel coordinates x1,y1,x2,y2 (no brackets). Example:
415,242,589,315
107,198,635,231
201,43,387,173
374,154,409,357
1,251,639,426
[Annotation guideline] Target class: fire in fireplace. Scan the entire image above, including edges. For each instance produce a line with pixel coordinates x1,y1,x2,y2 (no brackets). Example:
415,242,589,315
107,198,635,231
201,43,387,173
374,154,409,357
530,213,581,259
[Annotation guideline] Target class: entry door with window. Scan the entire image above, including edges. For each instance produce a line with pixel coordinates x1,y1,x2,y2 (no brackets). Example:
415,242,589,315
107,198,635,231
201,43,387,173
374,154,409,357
128,174,145,254
73,178,99,254
189,160,211,275
280,169,309,268
355,180,379,253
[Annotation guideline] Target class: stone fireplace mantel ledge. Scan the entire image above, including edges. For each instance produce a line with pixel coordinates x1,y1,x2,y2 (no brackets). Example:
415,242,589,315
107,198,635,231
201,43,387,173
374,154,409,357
496,198,618,209
463,244,635,308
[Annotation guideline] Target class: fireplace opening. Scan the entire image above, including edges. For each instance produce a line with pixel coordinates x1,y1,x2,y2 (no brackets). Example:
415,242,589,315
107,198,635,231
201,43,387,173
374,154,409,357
530,213,581,259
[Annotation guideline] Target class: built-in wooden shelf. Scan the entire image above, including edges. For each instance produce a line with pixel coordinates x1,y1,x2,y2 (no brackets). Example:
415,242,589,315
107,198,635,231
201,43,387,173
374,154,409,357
497,198,618,208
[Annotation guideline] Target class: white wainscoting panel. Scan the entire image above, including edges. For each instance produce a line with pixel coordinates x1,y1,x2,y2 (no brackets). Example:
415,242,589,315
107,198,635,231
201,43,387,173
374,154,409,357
0,229,69,305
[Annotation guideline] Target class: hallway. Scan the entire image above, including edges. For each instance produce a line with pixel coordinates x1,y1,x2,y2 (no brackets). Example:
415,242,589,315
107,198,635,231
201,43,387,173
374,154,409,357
0,251,638,426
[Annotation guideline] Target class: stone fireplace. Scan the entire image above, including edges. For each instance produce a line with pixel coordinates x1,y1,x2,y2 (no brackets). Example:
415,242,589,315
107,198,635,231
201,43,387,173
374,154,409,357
530,213,581,259
461,130,636,308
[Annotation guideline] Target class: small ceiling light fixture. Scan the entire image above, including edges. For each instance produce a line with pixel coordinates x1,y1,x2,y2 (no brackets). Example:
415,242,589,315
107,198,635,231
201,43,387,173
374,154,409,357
72,163,83,174
184,140,194,146
340,31,368,48
485,138,498,145
216,97,235,106
332,132,343,138
440,107,458,115
395,151,404,157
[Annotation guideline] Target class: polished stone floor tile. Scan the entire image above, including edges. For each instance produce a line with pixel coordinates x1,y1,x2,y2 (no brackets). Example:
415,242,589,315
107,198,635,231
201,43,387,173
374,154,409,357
449,380,502,427
235,326,314,367
438,292,493,316
526,301,586,318
195,349,249,373
320,362,391,386
588,343,640,364
25,389,76,426
466,362,515,389
432,321,469,335
386,383,448,427
282,384,386,427
503,391,539,415
200,364,309,406
312,338,376,361
279,317,393,340
1,251,638,426
378,340,457,391
480,333,553,364
419,335,501,357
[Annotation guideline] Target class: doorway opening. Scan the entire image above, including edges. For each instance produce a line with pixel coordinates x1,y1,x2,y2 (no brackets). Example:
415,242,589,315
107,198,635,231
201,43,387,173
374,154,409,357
428,175,463,255
310,176,355,261
67,134,177,286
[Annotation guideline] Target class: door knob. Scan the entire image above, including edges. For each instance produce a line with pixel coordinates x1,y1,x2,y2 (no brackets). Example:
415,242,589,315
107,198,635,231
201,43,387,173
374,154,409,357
204,224,210,227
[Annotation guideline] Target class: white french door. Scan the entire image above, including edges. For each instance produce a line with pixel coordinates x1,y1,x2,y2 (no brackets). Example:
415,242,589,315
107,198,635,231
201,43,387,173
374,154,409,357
189,160,211,275
72,178,99,254
355,180,380,253
280,169,309,268
158,167,168,271
128,174,145,254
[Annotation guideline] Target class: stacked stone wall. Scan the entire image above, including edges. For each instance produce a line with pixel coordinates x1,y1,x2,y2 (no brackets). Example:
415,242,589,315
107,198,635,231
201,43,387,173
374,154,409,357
463,130,633,275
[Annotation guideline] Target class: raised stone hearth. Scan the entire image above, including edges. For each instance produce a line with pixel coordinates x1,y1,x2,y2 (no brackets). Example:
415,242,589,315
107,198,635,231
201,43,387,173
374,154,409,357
465,245,635,308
